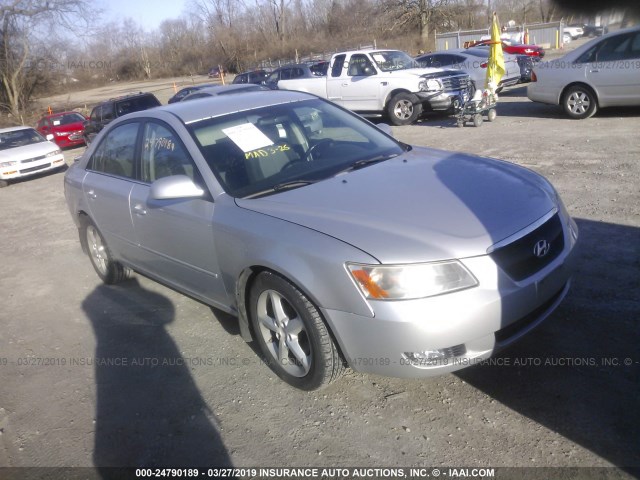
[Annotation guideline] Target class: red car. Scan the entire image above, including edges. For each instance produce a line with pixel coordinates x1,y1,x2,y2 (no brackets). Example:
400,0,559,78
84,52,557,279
468,39,545,58
36,111,88,148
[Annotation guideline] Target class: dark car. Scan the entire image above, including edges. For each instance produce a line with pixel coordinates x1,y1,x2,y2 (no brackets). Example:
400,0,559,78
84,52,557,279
516,54,540,83
36,111,87,148
168,84,218,104
83,92,161,145
232,70,269,85
208,66,222,78
264,63,328,89
582,24,609,37
182,84,270,101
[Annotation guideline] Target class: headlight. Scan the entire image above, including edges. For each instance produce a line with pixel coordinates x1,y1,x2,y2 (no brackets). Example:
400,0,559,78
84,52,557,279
46,149,62,157
347,261,478,300
1,161,17,167
420,78,443,92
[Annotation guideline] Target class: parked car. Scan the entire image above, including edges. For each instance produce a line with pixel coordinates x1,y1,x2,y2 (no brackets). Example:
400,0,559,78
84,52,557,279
582,24,609,37
264,63,327,90
64,90,578,390
232,70,269,85
564,25,584,41
469,39,545,58
415,48,521,92
182,84,270,101
0,126,65,187
528,26,640,119
208,66,222,78
278,49,472,125
83,92,161,145
36,111,87,148
516,54,540,83
168,84,218,103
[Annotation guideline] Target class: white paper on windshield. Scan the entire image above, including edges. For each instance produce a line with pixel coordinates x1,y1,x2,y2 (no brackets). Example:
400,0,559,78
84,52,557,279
53,120,61,126
222,123,273,153
372,54,386,63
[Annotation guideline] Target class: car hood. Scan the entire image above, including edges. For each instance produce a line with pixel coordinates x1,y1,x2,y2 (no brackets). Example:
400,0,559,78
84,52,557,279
235,147,557,263
386,67,462,78
0,141,59,162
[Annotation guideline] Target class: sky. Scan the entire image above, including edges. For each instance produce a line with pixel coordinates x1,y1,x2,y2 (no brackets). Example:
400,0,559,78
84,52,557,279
99,0,189,32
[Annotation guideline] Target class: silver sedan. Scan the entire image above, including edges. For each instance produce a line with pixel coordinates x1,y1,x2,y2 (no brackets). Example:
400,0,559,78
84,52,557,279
64,91,579,390
528,26,640,119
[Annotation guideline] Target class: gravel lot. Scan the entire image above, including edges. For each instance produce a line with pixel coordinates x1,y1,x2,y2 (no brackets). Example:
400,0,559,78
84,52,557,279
1,74,639,478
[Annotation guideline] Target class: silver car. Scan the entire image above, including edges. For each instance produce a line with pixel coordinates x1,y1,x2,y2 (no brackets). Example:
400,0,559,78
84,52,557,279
528,26,640,119
416,48,521,92
64,91,579,390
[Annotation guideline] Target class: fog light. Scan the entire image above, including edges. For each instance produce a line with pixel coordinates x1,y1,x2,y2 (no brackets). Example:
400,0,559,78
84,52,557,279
403,344,467,367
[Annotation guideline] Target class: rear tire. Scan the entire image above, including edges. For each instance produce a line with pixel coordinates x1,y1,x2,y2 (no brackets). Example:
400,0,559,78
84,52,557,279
563,85,597,119
473,113,483,127
386,92,422,126
81,217,132,284
249,271,344,390
487,108,497,122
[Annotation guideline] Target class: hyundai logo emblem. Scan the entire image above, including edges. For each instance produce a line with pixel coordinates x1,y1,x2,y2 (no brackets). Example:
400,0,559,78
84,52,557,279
533,239,551,258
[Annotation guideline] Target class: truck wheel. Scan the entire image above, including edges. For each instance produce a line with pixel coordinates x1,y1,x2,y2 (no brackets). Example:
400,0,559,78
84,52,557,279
387,93,422,126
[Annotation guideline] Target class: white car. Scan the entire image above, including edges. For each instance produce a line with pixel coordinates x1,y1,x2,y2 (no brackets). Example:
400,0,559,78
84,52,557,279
527,26,640,119
0,126,65,187
563,26,584,43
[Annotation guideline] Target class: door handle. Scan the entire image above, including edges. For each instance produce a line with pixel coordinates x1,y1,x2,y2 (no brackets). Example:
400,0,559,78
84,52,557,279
133,204,147,216
590,69,599,73
342,83,349,87
87,190,97,199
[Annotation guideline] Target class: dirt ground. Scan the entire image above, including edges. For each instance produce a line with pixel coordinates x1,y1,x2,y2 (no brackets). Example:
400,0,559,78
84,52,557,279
1,61,639,478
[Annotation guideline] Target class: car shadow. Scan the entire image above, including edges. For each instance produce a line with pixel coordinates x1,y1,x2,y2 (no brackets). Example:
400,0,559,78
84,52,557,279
81,279,232,473
454,218,640,472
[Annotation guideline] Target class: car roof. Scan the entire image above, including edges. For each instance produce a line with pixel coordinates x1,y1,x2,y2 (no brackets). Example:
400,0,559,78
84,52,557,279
124,90,315,125
40,111,83,119
0,126,36,133
194,84,269,94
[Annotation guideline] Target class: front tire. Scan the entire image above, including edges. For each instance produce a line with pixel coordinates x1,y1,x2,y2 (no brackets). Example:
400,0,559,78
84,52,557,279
249,271,344,390
563,85,597,119
386,92,422,126
82,218,132,284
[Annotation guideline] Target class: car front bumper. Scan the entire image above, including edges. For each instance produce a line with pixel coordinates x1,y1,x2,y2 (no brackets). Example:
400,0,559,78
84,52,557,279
0,153,66,181
322,215,579,378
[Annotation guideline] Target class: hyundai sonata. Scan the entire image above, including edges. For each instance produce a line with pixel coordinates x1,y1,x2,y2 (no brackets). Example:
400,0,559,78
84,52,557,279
64,91,578,390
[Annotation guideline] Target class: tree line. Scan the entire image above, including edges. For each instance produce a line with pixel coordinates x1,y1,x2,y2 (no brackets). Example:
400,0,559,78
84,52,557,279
0,0,633,123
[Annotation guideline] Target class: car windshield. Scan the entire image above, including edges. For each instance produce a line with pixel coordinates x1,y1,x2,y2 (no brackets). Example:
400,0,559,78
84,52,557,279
50,112,85,126
0,128,46,151
188,98,405,198
370,50,421,71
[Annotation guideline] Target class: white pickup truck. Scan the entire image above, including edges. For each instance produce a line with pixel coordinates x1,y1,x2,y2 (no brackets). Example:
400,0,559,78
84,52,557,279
277,49,472,125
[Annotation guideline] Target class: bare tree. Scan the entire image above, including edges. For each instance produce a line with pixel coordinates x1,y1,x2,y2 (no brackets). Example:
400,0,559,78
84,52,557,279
0,0,91,118
383,0,451,48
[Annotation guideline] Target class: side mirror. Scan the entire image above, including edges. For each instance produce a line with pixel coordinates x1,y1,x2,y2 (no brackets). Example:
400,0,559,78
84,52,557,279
46,134,54,141
376,123,393,136
363,66,375,76
149,175,205,200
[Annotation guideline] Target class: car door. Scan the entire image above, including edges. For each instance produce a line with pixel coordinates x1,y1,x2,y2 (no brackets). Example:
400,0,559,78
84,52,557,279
83,121,140,264
326,54,346,104
340,53,380,111
128,120,227,305
584,31,640,106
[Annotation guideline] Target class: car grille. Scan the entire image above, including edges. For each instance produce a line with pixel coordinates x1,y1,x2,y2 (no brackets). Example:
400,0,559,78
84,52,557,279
20,163,51,174
21,154,47,164
489,214,564,281
441,75,470,92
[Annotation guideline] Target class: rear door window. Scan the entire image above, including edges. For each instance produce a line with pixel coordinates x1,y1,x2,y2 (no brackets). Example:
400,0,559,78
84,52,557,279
88,122,139,178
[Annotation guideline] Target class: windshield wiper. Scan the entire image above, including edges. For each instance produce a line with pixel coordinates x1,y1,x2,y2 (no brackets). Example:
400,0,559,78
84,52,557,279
335,153,399,176
243,179,318,199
